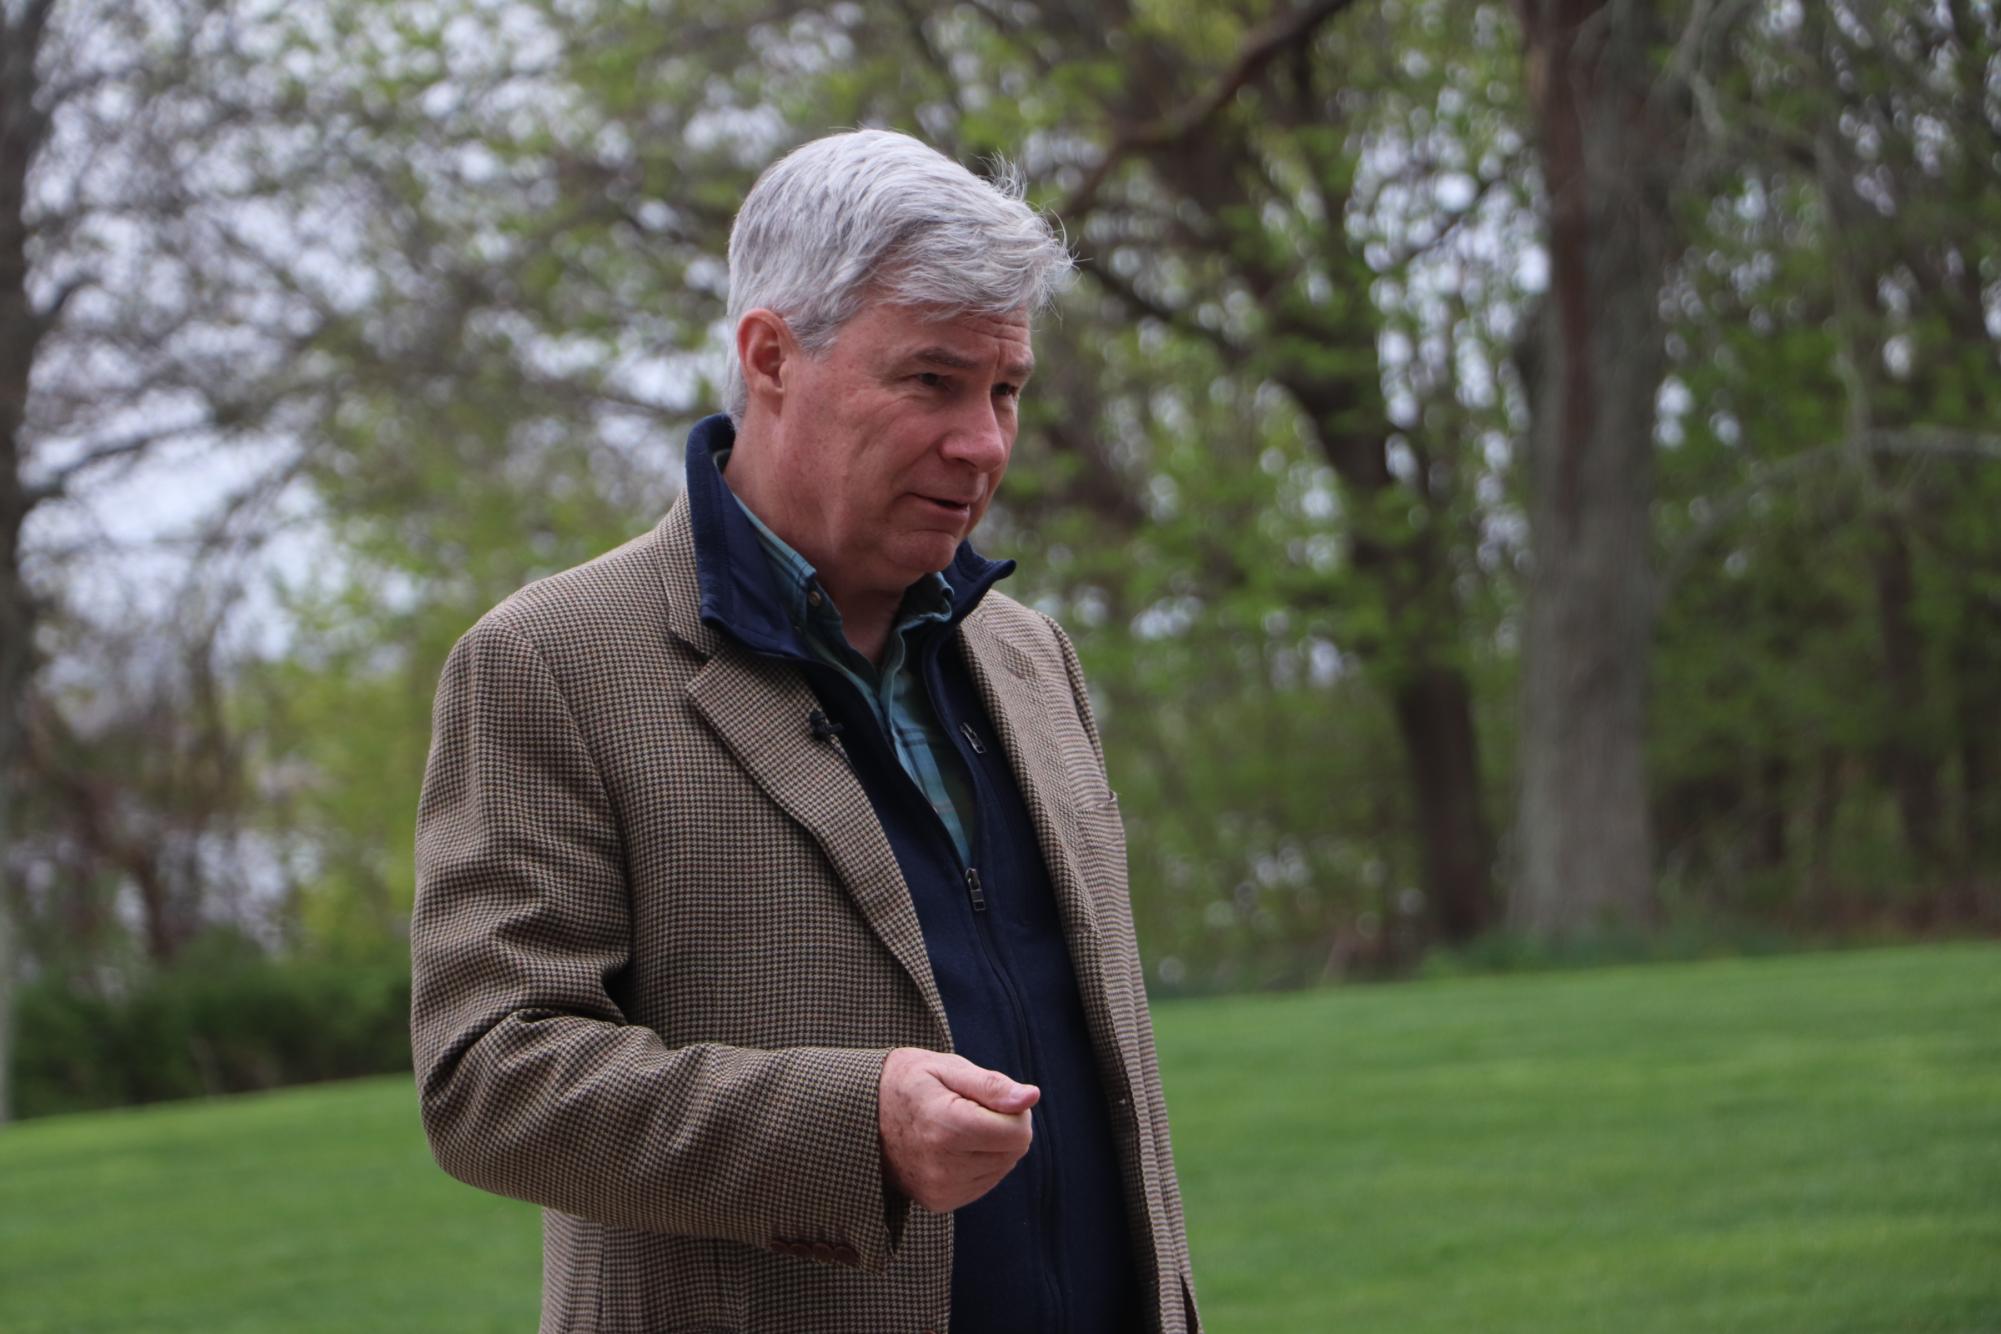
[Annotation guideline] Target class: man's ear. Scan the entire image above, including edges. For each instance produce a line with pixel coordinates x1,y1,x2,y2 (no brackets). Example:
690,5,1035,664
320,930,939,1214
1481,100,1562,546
736,309,794,412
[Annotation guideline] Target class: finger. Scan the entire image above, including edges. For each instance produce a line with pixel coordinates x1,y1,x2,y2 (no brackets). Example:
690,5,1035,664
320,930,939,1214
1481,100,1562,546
932,1059,1040,1114
905,1143,1027,1211
943,1149,1026,1181
945,1131,1034,1162
940,1099,1036,1155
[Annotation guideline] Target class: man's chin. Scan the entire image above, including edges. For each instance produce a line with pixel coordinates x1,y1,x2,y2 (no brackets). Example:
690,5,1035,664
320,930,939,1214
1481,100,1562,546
888,533,965,581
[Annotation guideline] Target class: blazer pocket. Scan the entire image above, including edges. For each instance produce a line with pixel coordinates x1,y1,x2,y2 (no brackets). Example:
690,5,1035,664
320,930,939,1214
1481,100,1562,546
602,1227,742,1333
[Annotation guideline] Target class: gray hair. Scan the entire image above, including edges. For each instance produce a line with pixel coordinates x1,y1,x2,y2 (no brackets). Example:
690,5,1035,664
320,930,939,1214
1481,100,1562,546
722,128,1074,421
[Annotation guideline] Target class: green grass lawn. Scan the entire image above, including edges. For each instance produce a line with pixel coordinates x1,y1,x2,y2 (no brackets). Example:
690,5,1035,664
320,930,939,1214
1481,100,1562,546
3,943,1997,1332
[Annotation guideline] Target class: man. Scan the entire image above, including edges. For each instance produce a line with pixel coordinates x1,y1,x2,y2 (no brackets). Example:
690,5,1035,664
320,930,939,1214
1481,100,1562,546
411,129,1198,1334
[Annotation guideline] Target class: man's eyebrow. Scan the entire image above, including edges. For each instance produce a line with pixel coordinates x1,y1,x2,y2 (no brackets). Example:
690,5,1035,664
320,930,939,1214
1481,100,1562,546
908,346,1037,381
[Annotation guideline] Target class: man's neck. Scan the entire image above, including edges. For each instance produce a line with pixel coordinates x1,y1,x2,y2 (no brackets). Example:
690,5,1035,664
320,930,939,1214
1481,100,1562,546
817,580,899,668
724,435,903,667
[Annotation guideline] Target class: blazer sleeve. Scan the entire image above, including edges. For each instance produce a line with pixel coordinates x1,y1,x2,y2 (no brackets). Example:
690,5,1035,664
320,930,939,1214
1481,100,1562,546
409,613,906,1269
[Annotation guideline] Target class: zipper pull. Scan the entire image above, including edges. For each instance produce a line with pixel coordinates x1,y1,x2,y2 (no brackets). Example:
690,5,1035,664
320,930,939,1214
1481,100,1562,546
964,867,988,913
958,721,987,755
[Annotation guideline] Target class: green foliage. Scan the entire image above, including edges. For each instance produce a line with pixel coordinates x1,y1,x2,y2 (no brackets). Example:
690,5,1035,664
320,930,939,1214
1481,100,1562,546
13,941,410,1119
1649,2,2001,907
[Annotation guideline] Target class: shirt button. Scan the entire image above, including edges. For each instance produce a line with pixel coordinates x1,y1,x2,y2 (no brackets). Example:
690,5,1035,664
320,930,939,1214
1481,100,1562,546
807,588,824,608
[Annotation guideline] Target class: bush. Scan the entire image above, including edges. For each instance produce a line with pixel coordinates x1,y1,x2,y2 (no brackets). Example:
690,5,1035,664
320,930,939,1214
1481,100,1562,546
15,952,412,1120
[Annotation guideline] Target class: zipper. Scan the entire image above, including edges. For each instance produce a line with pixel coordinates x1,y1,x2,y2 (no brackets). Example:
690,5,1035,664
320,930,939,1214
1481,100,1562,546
930,668,1068,1334
798,650,1067,1331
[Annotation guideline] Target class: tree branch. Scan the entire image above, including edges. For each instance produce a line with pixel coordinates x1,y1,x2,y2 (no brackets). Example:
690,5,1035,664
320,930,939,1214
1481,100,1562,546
890,0,970,126
1078,257,1245,368
1055,0,1362,223
1659,428,2001,599
30,270,90,334
23,420,214,506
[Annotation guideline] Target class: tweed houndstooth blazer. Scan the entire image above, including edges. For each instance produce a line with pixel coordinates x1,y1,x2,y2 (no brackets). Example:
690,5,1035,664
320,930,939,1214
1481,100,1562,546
411,493,1198,1333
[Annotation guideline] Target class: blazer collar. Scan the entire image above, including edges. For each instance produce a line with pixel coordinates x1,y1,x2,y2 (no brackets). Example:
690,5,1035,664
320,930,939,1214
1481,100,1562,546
655,495,722,659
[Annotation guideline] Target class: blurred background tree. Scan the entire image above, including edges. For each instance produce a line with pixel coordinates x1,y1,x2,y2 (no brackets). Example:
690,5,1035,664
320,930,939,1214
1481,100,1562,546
3,0,368,1121
2,0,1996,1120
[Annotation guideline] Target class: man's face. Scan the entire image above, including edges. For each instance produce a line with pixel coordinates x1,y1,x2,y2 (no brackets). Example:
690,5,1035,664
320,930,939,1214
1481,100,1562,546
763,300,1033,603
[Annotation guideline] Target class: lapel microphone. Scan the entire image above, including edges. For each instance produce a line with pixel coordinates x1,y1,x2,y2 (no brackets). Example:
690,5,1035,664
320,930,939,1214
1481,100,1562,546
807,708,845,741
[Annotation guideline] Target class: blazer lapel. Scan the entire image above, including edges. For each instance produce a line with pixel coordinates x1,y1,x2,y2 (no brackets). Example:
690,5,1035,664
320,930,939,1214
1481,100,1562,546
654,496,951,1045
956,612,1120,1036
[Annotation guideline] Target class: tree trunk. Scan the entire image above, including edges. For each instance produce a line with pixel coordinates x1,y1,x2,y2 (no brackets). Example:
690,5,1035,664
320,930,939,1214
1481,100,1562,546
1807,747,1844,902
1284,367,1498,944
2,0,61,1125
1511,0,1684,935
0,479,20,1128
1868,521,1942,865
1754,755,1789,872
1300,398,1498,942
1955,597,2001,869
1392,665,1494,940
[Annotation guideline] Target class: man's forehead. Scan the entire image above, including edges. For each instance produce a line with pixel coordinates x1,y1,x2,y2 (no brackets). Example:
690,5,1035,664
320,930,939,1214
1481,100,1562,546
880,306,1036,377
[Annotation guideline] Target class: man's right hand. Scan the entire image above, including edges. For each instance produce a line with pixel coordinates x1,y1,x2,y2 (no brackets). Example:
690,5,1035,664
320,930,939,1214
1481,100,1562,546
877,1048,1039,1214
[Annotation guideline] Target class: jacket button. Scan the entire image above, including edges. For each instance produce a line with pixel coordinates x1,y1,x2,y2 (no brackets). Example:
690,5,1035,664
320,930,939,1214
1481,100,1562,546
811,1241,836,1263
833,1244,860,1266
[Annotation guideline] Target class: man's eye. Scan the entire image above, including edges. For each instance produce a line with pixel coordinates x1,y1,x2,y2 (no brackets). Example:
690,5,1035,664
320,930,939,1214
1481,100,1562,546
915,372,947,389
994,383,1020,401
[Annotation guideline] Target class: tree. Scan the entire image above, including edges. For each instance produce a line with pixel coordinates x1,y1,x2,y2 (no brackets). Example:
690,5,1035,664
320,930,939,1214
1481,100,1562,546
862,0,1518,947
1508,0,1705,934
228,0,1527,983
1651,1,2001,915
1,0,337,1120
16,593,254,973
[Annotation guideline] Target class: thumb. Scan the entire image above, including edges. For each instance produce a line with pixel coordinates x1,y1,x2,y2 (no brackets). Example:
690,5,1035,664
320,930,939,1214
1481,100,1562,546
935,1060,1040,1114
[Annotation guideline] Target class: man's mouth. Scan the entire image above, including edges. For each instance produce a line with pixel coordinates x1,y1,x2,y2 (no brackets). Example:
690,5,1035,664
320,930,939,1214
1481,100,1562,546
916,495,974,518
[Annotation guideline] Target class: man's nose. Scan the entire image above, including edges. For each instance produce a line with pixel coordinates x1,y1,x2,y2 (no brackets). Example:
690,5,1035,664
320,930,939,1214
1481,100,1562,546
940,395,1011,472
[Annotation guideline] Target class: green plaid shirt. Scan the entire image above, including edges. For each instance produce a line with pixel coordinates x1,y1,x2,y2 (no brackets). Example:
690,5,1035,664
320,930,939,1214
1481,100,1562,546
723,467,980,866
